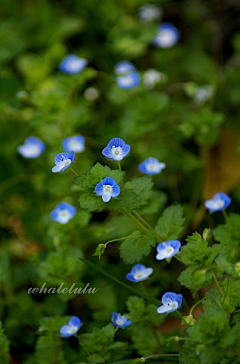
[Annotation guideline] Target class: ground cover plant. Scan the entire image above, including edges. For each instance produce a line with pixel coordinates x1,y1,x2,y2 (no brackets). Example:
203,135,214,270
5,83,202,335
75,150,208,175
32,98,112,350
1,0,240,363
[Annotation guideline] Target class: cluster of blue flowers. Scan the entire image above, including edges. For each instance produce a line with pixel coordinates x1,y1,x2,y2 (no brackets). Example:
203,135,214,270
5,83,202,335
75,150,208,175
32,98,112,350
114,61,140,89
60,311,133,339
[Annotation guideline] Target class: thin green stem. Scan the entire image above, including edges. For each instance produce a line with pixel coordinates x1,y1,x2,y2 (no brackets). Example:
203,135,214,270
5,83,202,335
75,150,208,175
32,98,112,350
176,311,188,326
70,167,79,176
222,276,230,305
121,208,149,234
222,209,229,222
105,235,143,246
79,258,161,306
117,161,121,171
189,299,203,316
212,273,224,299
143,353,179,361
132,210,154,231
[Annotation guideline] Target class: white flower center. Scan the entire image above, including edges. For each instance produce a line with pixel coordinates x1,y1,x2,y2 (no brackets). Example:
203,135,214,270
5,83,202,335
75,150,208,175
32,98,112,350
166,246,174,255
104,185,112,193
134,272,145,280
214,199,225,208
60,155,71,166
120,75,133,86
112,146,122,157
58,209,71,224
157,31,175,47
169,301,178,309
68,60,81,71
115,316,124,325
68,325,78,334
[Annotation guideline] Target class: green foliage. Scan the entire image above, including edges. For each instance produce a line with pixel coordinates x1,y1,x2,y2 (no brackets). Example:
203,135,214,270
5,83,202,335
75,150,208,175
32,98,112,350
119,231,156,264
76,163,125,212
124,176,154,208
155,203,185,240
34,317,72,364
180,232,220,268
213,213,240,262
2,0,240,362
79,323,128,363
0,322,10,364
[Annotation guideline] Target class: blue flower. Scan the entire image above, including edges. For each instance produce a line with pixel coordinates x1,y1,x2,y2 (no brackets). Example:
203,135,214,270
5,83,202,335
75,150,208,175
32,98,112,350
126,264,153,282
95,177,120,203
18,137,45,158
62,135,85,153
153,23,180,48
204,192,231,212
50,202,76,224
102,137,131,161
114,61,135,75
60,316,81,337
157,292,183,314
138,157,166,175
52,151,75,173
59,55,88,74
116,71,140,89
156,240,181,261
112,312,132,328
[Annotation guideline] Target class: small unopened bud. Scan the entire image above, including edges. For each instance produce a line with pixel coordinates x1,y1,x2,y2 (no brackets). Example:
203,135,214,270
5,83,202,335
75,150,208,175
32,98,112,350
203,228,212,243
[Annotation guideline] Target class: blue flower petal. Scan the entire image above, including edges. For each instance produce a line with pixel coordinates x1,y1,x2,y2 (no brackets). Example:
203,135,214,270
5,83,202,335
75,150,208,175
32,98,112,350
111,184,121,197
69,316,81,329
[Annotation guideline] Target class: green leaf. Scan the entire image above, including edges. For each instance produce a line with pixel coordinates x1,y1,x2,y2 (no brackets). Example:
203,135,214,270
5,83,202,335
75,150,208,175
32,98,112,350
124,176,154,208
126,296,164,327
78,193,105,212
178,267,214,290
119,230,156,264
213,213,240,262
155,203,185,240
79,323,128,363
180,232,220,268
213,213,240,246
222,278,240,313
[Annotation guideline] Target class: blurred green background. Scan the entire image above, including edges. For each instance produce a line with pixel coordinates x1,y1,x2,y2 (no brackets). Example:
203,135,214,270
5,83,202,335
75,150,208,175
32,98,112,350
1,0,240,362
